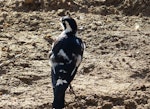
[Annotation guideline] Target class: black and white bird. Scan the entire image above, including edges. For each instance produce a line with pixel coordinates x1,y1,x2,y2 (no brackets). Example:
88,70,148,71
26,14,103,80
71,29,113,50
49,15,84,109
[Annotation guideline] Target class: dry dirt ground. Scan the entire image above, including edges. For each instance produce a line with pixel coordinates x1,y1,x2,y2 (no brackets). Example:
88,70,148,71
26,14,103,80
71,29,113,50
0,0,150,109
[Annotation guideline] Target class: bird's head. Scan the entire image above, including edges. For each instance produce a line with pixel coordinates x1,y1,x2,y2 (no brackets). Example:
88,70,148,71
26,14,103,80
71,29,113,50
60,16,77,35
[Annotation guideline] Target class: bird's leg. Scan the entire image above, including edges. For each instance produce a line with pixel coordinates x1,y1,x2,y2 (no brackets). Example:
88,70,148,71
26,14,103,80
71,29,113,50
69,84,77,98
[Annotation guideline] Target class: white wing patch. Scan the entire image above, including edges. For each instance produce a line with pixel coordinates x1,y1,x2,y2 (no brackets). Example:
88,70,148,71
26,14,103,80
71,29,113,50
50,53,65,74
72,54,82,67
51,62,65,74
59,69,67,73
71,67,76,76
76,39,80,45
50,54,57,74
57,49,69,60
76,39,85,51
81,43,85,50
56,79,67,86
71,54,82,76
76,55,82,67
50,53,55,61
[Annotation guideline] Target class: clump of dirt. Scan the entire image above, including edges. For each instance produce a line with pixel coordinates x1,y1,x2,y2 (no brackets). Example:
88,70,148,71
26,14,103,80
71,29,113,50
124,99,137,109
0,0,150,109
104,0,150,16
119,0,150,16
2,0,150,16
9,0,88,13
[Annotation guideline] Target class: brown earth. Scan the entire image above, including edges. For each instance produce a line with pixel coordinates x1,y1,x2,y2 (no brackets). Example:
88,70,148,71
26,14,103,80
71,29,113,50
0,0,150,109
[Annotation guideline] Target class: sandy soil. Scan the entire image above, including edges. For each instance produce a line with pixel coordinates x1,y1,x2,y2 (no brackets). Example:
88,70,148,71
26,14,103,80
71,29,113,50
0,0,150,109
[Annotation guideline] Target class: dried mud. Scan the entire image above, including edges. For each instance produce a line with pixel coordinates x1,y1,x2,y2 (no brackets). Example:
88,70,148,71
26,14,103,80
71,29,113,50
0,0,150,109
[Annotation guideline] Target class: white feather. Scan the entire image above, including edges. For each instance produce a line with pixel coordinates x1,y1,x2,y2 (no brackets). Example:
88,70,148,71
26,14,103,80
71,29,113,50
64,21,72,33
76,55,82,67
56,79,67,86
76,39,80,45
59,69,67,73
57,49,69,60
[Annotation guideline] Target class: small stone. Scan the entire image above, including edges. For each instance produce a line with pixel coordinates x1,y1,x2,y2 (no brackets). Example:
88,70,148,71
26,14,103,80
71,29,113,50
85,95,98,106
57,9,65,16
145,103,150,109
0,17,4,24
102,101,113,109
24,0,34,4
124,99,137,109
1,11,8,19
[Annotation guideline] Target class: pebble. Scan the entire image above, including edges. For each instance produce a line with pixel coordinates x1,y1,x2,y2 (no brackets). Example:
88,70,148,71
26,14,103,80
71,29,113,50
124,99,137,109
102,101,113,109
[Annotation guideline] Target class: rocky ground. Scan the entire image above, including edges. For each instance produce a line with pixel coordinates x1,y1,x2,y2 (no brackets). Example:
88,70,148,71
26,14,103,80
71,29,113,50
0,0,150,109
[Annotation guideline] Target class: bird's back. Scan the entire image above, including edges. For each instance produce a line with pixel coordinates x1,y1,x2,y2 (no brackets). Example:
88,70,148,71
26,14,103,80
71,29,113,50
51,35,84,64
50,34,84,82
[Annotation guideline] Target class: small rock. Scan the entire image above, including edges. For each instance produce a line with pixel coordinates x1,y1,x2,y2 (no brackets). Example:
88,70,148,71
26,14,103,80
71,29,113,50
124,99,137,109
85,95,98,106
102,101,113,109
0,17,4,24
145,103,150,109
0,92,2,95
1,11,8,19
43,34,54,44
0,89,9,95
112,106,124,109
24,0,34,4
82,64,95,73
57,9,65,16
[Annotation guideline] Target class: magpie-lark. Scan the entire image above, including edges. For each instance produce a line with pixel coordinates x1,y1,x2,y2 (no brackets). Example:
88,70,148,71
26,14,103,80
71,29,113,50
49,15,84,109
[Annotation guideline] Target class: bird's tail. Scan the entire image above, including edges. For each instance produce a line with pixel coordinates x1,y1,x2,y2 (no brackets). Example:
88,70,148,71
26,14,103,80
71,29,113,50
52,84,68,109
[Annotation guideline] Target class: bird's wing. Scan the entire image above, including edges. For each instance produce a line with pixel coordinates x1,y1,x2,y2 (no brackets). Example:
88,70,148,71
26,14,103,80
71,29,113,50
50,36,84,82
